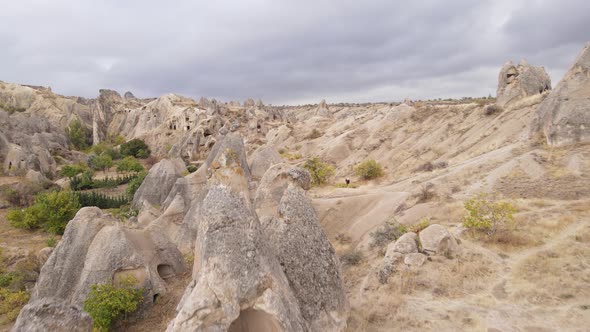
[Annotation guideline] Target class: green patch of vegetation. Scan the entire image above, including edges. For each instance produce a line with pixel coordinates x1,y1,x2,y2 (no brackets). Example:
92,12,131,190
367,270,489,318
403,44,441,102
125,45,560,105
8,190,80,234
0,101,26,115
354,159,384,180
116,156,144,173
90,143,122,160
408,217,430,233
463,194,516,236
75,192,129,209
280,151,302,161
83,277,143,332
303,157,334,186
60,163,90,178
46,236,57,247
186,165,198,173
125,171,147,199
369,219,407,249
65,119,92,151
334,182,358,188
0,288,30,324
89,153,114,173
120,139,151,159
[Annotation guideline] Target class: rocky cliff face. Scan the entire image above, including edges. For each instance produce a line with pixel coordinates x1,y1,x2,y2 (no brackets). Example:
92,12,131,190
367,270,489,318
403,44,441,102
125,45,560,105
534,43,590,146
496,60,551,108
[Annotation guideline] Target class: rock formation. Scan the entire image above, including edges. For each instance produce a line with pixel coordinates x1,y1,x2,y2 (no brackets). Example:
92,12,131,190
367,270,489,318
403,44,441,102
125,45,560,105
30,207,187,307
12,297,93,332
316,99,331,117
496,60,551,107
248,145,283,180
132,158,187,209
534,43,590,146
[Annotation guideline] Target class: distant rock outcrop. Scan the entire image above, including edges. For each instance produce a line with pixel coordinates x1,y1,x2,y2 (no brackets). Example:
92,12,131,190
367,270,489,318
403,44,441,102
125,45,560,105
316,99,331,117
496,60,551,108
124,91,136,99
534,43,590,146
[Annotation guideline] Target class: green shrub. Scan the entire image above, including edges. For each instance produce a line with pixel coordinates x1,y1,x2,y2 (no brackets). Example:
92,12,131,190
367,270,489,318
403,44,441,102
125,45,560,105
462,194,516,236
354,159,384,180
116,156,144,173
0,288,30,324
306,128,323,139
186,165,198,173
89,153,113,173
83,277,143,332
75,192,129,209
70,173,137,191
60,163,89,178
369,219,407,249
120,139,151,159
408,217,430,233
46,236,57,247
126,171,147,199
65,119,92,150
91,143,122,160
303,157,334,186
8,190,80,234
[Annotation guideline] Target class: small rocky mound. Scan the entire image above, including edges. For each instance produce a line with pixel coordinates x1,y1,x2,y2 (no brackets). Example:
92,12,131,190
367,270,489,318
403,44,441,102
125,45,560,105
534,42,590,147
496,60,551,107
12,297,93,332
315,99,331,117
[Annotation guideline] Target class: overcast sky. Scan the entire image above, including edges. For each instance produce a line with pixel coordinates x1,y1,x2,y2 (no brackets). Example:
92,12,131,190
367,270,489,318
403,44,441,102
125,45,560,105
0,0,588,105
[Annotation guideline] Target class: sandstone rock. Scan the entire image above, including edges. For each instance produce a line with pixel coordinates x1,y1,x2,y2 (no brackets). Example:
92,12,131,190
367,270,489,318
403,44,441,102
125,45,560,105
534,43,590,147
387,232,418,254
124,91,136,99
32,207,187,307
404,253,427,267
249,145,283,180
132,158,186,209
243,97,256,108
166,150,307,331
26,170,46,184
255,163,311,214
316,99,331,117
496,60,551,108
37,247,54,267
419,224,458,257
12,297,93,332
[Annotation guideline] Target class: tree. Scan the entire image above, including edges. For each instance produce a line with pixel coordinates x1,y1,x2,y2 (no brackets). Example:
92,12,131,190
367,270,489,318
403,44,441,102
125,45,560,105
83,277,143,332
60,163,89,178
8,190,80,234
65,119,91,150
354,159,384,180
116,156,144,173
303,157,335,186
90,153,113,173
462,194,516,236
120,139,151,159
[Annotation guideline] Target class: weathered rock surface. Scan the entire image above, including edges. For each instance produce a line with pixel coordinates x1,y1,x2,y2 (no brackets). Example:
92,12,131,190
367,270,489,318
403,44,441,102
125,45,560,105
387,232,418,254
167,148,307,331
132,158,186,209
534,43,590,146
36,247,54,267
12,297,93,332
249,145,283,180
378,251,403,284
496,60,551,108
404,253,427,267
255,163,348,331
419,224,458,257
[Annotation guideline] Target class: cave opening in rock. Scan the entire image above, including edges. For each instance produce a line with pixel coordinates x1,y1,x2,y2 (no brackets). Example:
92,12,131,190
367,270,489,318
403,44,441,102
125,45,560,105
153,293,159,303
157,264,174,280
8,162,12,170
228,309,282,332
186,126,191,130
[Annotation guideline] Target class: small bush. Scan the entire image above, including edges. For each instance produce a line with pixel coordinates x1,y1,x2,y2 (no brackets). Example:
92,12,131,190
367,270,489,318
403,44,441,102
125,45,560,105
186,165,198,173
415,183,436,203
89,153,113,173
340,250,364,266
46,236,57,247
303,157,334,186
126,171,147,199
65,119,92,151
0,288,30,323
306,129,323,139
120,139,151,159
280,151,302,161
8,190,80,234
484,104,503,116
415,161,448,173
408,218,430,233
83,277,143,332
462,194,516,236
354,159,384,180
369,220,407,249
60,163,89,178
116,156,144,173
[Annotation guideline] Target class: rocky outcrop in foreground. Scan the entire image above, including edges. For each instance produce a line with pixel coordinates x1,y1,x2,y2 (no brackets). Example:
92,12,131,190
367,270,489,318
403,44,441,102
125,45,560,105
534,43,590,147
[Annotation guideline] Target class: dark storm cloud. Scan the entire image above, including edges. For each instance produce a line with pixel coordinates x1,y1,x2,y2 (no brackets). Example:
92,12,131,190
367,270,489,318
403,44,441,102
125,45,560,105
0,0,588,104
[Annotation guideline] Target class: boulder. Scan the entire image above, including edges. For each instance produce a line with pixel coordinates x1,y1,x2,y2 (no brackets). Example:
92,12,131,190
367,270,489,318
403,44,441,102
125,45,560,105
124,91,136,99
249,145,283,180
378,251,403,284
132,158,186,209
534,43,590,147
419,224,458,257
496,59,551,108
12,298,92,332
25,170,46,184
404,253,427,267
387,232,418,254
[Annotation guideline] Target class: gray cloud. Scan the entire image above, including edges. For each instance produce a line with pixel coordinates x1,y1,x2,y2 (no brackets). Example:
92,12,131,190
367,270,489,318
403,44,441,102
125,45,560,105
0,0,587,104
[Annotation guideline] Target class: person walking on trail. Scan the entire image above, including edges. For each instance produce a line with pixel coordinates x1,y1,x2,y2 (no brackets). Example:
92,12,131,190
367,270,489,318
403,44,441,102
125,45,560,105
345,178,350,186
